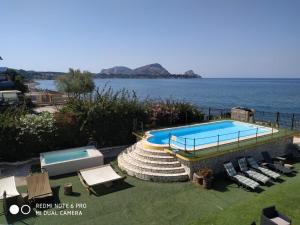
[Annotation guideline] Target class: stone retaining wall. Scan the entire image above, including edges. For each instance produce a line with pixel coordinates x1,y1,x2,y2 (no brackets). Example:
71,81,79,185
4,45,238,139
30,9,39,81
178,137,294,178
100,145,129,160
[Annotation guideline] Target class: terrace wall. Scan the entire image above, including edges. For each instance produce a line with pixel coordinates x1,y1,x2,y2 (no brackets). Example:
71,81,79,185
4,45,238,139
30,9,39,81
100,145,129,161
178,137,294,178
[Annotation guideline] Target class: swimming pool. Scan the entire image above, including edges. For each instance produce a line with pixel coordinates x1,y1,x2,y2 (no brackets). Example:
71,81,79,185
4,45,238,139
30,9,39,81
146,120,277,150
44,149,88,164
40,146,104,176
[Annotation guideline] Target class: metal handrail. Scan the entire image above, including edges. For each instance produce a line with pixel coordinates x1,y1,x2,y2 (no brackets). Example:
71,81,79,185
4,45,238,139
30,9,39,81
168,126,273,152
170,127,261,142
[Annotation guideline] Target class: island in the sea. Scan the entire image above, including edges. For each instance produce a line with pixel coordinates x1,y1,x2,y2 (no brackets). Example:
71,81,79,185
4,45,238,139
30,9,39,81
97,63,202,79
13,63,202,80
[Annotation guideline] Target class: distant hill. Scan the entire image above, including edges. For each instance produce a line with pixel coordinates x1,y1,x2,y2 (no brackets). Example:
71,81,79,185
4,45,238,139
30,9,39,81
4,63,202,80
133,63,170,76
101,66,133,75
96,63,202,79
16,69,65,80
0,68,64,81
184,70,197,76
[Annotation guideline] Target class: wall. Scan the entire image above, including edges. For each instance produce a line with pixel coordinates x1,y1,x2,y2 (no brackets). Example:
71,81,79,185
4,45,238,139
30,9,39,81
178,137,294,178
43,155,103,176
99,145,129,161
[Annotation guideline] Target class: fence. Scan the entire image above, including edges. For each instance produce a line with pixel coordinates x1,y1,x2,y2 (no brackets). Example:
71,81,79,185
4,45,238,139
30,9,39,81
168,126,279,153
133,106,300,135
199,107,300,131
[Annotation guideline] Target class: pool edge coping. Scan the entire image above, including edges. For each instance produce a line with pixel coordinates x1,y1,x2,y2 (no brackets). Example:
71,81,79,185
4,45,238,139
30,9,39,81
143,120,278,151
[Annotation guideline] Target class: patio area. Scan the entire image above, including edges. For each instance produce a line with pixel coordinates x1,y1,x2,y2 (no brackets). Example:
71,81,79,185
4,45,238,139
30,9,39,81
1,161,300,225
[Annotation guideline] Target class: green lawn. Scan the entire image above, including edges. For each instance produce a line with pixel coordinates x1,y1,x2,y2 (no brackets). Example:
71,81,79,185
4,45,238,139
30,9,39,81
1,162,299,225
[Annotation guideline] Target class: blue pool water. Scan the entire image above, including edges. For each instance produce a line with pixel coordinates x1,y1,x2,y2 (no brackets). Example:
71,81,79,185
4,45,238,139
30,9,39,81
44,149,88,164
147,120,271,149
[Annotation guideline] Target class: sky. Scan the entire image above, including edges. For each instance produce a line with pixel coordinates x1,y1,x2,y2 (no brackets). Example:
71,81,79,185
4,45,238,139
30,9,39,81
0,0,300,78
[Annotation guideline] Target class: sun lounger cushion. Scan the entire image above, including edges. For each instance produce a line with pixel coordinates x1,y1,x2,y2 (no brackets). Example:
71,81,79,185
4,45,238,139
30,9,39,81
224,162,237,177
0,176,20,199
261,152,292,174
79,164,123,186
283,164,293,169
233,174,259,190
247,157,280,179
270,217,291,225
238,158,249,172
224,162,259,190
238,158,270,183
244,170,270,184
258,166,280,179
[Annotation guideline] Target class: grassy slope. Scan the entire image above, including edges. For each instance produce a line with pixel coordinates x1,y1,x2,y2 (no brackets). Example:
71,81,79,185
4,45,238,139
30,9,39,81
0,163,299,225
190,167,300,225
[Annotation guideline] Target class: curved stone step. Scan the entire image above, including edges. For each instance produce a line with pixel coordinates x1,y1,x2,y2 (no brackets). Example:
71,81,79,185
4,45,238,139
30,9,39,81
136,143,169,156
118,142,189,182
135,146,170,157
132,151,177,162
126,152,181,168
121,153,185,174
118,155,188,182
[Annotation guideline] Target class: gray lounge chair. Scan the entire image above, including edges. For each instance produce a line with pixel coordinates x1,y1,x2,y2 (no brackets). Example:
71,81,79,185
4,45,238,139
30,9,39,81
261,152,292,175
260,205,291,225
224,161,259,190
247,157,280,180
237,157,270,184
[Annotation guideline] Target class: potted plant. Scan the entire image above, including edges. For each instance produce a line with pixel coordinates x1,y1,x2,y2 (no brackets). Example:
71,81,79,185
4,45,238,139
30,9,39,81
197,168,214,189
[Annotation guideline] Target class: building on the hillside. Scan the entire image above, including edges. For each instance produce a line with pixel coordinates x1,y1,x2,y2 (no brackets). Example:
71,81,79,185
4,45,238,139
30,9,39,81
0,90,21,105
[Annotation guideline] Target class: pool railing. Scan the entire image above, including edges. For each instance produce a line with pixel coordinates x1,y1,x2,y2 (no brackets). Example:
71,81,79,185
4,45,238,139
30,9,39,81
168,126,276,152
171,128,297,159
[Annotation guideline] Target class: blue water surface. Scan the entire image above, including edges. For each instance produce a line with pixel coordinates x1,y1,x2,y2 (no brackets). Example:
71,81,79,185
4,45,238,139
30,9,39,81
148,121,270,148
44,149,88,164
36,78,300,114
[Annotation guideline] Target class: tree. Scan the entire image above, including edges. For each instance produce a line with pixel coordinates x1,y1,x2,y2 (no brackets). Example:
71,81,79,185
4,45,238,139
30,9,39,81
55,68,95,99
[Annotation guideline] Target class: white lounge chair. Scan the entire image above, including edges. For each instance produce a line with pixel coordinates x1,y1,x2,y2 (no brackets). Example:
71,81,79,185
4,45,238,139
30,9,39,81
78,164,125,195
0,176,20,199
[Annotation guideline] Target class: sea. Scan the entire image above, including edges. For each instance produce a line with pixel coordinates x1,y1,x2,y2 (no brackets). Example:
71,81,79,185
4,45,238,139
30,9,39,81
35,78,300,115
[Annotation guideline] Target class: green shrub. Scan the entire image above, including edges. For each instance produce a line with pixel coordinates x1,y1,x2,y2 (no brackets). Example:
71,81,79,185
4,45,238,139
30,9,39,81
0,87,204,161
0,107,25,160
17,112,56,155
145,99,203,127
0,109,57,161
54,110,88,148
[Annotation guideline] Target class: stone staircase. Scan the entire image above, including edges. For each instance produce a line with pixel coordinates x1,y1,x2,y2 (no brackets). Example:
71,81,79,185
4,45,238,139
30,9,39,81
117,141,189,182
